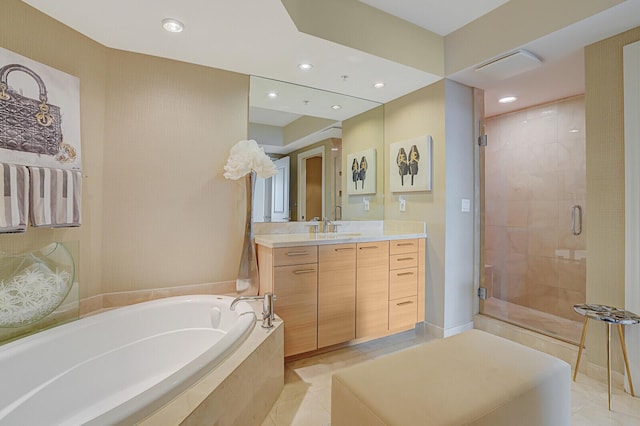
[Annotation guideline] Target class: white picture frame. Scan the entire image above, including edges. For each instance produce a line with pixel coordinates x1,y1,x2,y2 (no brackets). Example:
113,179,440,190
0,47,82,171
389,135,432,192
346,148,376,195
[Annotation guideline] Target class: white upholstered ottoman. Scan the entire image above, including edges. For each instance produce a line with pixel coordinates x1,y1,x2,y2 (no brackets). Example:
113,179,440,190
332,329,570,426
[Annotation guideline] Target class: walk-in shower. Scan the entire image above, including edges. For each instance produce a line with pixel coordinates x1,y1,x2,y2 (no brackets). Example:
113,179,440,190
480,96,586,344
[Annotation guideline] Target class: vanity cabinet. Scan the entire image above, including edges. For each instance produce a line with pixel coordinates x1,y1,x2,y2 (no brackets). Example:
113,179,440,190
257,236,425,358
259,245,318,357
389,239,418,330
356,241,390,339
318,243,356,348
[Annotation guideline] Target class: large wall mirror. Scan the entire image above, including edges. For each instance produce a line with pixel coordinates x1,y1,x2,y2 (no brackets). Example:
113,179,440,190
249,76,384,222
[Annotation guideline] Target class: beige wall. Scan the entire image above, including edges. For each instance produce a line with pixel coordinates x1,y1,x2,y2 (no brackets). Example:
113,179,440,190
384,81,448,329
585,26,640,371
102,50,248,294
342,105,384,220
0,0,249,298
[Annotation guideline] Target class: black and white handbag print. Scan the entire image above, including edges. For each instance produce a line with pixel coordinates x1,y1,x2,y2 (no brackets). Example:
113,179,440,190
0,63,63,156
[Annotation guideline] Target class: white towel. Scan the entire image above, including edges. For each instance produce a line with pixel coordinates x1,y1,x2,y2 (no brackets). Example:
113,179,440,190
0,163,29,233
29,166,81,227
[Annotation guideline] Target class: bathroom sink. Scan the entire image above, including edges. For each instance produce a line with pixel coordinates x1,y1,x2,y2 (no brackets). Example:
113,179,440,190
315,232,362,239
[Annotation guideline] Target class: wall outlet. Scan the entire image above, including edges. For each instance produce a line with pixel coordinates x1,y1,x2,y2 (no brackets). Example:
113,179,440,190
461,198,471,213
399,196,406,212
363,197,370,211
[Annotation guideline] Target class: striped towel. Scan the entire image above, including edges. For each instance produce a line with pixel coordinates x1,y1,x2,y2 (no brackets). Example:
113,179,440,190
0,163,29,233
28,167,82,227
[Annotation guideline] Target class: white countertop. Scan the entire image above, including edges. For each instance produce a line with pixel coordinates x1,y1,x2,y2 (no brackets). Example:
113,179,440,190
254,231,427,248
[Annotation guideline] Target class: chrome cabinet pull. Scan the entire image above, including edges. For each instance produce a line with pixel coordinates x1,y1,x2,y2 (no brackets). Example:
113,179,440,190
287,251,309,256
335,247,354,251
397,257,414,261
359,246,378,250
293,269,316,274
396,272,414,276
396,242,414,246
397,301,413,306
571,205,583,236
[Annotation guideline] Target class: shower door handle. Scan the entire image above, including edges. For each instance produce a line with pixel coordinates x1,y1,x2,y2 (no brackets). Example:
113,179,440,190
571,205,583,236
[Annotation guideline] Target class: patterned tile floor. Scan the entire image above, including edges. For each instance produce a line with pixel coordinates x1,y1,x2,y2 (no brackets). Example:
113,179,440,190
261,328,640,426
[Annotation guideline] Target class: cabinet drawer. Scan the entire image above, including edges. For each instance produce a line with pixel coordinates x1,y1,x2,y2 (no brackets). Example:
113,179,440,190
389,267,418,300
273,246,318,266
390,239,418,255
389,296,417,330
389,253,418,270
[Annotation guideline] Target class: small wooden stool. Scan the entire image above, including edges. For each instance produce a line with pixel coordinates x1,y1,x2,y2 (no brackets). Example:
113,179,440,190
573,303,640,410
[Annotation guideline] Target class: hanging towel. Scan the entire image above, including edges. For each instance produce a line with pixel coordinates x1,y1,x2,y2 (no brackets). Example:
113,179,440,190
28,166,81,227
0,163,29,233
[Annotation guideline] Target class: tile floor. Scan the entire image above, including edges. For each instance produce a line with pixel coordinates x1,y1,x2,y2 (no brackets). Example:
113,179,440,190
261,328,640,426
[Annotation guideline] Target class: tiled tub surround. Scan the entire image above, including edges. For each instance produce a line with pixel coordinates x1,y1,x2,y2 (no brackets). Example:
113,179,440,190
0,295,283,425
484,96,586,335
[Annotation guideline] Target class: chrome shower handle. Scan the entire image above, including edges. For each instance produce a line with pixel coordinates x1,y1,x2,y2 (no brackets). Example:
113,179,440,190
571,205,583,236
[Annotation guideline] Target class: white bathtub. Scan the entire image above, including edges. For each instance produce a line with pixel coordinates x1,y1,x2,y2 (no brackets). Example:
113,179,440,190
0,295,256,425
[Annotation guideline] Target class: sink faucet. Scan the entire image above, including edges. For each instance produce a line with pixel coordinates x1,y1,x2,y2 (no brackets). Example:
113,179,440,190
322,217,331,233
230,293,276,328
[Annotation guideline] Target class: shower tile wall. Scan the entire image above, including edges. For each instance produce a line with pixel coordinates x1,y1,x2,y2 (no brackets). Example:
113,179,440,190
484,96,586,321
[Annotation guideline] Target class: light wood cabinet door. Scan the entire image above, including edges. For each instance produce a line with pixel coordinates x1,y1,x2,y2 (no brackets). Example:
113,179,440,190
356,241,389,338
318,243,356,348
274,264,318,357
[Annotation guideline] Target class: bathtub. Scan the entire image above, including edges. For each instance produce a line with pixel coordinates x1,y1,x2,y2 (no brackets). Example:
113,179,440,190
0,295,257,425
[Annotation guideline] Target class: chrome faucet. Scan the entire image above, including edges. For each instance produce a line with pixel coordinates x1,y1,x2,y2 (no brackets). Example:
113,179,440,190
230,292,276,328
322,217,331,233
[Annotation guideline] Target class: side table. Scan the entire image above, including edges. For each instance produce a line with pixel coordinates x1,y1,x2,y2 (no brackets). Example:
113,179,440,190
573,303,640,410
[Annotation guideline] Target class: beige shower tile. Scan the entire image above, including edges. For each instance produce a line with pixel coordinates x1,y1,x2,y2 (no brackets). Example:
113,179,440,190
504,253,528,300
505,172,531,201
556,289,586,321
506,201,529,227
557,139,586,172
507,227,528,254
485,199,506,226
527,137,559,173
527,255,559,287
485,225,508,253
528,171,560,201
527,228,558,257
557,258,586,292
557,96,585,140
528,200,558,229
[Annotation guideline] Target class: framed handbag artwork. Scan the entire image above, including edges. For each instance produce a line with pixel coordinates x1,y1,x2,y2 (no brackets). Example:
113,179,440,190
389,135,432,192
0,47,82,171
346,148,376,195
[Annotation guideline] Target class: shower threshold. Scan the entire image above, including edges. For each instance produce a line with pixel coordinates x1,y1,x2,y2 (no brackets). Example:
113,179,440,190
482,297,583,345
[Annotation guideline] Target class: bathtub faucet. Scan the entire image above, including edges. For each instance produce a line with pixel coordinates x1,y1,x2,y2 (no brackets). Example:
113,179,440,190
230,293,276,329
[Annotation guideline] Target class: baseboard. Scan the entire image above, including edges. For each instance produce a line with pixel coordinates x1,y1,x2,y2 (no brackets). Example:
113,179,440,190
425,321,474,338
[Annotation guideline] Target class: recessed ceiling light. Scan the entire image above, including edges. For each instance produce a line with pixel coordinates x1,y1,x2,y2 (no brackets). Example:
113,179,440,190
569,129,580,133
267,91,278,99
298,63,313,71
162,18,184,33
498,96,517,104
331,105,342,110
373,82,385,89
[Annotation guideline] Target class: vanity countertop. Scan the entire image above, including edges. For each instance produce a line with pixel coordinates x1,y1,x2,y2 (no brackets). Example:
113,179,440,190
254,231,427,248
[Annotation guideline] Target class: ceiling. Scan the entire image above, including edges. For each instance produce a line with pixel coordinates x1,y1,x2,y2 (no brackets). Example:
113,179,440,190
21,0,640,119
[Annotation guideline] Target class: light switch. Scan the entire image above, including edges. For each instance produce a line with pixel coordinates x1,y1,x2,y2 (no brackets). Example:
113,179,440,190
399,196,406,212
363,197,370,211
461,198,471,213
